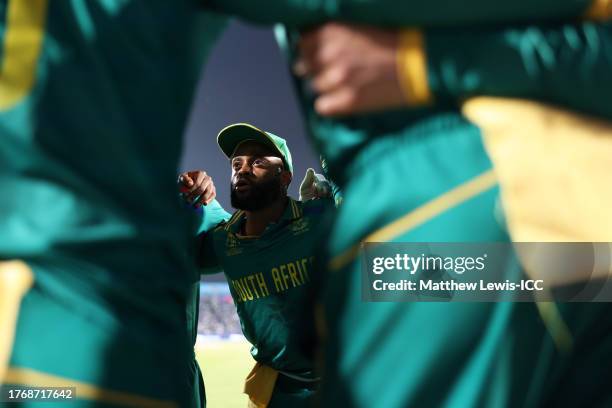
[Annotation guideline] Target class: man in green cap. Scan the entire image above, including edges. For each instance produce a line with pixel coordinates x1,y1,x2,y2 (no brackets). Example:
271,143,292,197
3,1,608,407
178,123,333,408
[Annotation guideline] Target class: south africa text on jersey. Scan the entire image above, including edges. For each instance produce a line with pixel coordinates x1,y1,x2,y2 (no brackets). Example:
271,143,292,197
230,257,314,303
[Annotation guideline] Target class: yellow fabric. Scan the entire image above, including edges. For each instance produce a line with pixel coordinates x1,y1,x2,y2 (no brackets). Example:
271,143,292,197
4,367,177,408
584,0,612,21
462,97,612,243
244,362,279,408
396,29,433,107
0,0,49,110
512,242,612,287
0,260,34,383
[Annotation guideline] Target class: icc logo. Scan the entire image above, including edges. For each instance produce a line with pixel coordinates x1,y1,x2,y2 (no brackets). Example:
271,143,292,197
226,234,243,256
290,218,309,235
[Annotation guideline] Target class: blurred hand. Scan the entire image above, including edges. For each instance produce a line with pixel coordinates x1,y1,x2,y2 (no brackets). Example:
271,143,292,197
295,23,406,117
299,168,331,201
178,170,216,207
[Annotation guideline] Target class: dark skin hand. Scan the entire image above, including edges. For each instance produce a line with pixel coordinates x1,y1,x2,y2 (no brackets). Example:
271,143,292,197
178,170,216,207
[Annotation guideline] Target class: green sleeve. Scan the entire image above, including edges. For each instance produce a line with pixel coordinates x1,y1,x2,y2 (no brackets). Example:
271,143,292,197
425,21,612,119
195,199,229,275
197,231,223,275
205,0,593,27
196,199,231,234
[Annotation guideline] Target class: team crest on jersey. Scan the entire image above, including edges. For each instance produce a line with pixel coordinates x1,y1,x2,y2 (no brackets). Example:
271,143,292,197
290,218,309,235
225,234,243,256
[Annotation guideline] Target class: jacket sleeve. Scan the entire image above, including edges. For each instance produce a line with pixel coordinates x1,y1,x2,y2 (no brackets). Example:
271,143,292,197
205,0,597,27
408,21,612,119
197,231,224,275
195,200,230,275
195,199,231,234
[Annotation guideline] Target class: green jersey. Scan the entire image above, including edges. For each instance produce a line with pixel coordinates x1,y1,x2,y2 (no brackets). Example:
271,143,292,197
197,197,331,376
186,199,232,354
1,1,227,405
0,0,226,325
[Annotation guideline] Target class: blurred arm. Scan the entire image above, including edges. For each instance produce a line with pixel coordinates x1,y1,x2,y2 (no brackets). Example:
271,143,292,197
293,20,612,119
205,0,600,27
196,200,230,275
403,21,612,118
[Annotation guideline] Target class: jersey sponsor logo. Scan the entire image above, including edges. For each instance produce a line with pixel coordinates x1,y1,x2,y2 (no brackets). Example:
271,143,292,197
225,234,243,256
229,256,314,303
290,218,310,235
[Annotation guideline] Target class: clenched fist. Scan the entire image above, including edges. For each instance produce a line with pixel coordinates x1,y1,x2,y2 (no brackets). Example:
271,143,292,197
178,170,216,208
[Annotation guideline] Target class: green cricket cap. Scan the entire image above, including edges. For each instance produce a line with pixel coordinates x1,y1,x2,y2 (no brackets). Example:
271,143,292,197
217,123,293,174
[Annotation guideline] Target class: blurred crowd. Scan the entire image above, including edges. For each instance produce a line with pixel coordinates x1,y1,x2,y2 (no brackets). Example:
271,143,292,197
197,293,242,336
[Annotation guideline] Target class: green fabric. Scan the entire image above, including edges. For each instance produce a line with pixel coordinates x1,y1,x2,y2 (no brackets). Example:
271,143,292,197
208,0,592,27
194,200,231,275
1,2,227,406
314,117,530,407
0,0,227,300
425,21,612,120
276,18,612,188
196,199,232,235
191,358,207,408
268,375,318,408
186,200,230,408
217,123,294,173
9,263,194,407
1,0,226,263
313,121,612,407
262,4,612,407
271,11,612,408
197,198,332,376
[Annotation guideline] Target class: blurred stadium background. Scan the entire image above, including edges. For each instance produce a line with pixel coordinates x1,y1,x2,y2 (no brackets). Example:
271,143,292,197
196,281,252,408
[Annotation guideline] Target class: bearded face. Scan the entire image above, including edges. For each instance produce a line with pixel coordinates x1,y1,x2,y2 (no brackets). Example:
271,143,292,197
230,170,283,211
229,141,291,211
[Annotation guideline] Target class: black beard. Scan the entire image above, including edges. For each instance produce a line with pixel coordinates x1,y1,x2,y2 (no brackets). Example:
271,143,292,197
230,175,283,211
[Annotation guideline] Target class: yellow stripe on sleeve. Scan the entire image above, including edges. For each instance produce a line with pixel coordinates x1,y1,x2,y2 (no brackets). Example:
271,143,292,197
0,0,49,110
396,29,433,107
329,170,497,271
